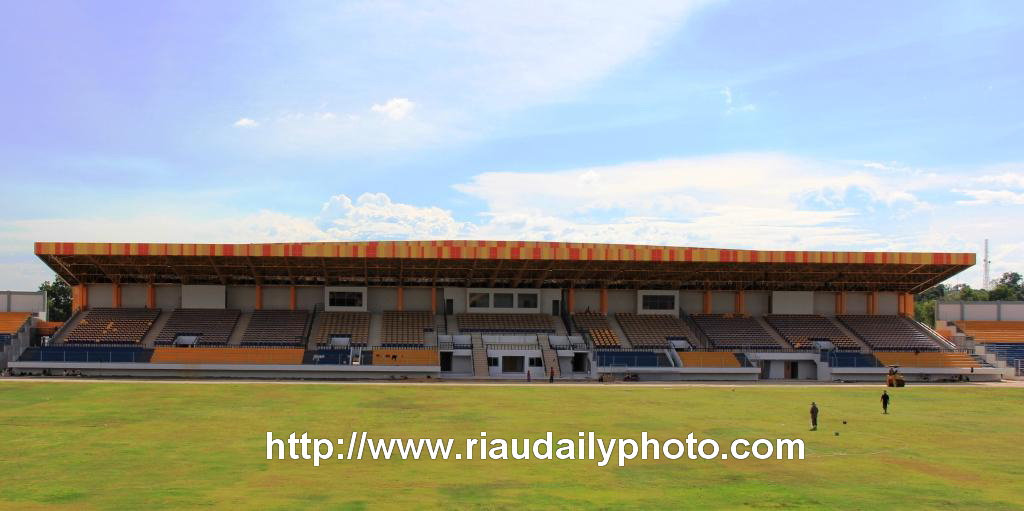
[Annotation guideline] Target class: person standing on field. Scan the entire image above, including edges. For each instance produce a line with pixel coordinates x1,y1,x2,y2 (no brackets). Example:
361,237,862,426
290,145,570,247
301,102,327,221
881,391,890,414
810,402,819,431
549,366,555,383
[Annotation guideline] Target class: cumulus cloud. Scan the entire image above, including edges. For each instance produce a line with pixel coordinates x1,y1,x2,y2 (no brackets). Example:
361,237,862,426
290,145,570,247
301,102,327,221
720,86,756,114
233,117,259,128
8,153,1024,290
370,98,415,120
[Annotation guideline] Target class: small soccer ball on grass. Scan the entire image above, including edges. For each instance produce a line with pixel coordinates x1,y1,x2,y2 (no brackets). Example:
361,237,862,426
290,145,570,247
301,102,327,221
842,421,847,424
834,432,840,436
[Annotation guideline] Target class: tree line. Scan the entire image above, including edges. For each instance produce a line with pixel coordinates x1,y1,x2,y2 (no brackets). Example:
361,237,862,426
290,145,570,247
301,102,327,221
915,272,1024,325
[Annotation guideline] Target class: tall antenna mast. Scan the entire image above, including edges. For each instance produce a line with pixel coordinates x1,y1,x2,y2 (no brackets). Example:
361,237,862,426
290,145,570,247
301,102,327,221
983,239,991,289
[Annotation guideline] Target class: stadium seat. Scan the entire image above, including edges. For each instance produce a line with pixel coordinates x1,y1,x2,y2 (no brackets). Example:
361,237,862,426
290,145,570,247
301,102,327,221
455,313,556,333
595,350,667,367
572,312,622,347
765,314,860,350
0,312,31,335
837,315,941,351
154,309,241,345
381,311,434,344
312,312,370,346
956,321,1024,343
690,314,782,350
873,351,981,368
64,308,160,344
614,313,691,348
241,310,309,346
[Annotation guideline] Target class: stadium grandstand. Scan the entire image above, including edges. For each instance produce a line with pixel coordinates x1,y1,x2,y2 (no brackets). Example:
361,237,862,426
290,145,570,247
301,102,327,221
6,240,1008,381
935,301,1024,377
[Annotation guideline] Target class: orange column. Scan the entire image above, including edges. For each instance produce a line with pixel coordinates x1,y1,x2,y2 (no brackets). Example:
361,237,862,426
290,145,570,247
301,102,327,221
702,290,712,314
72,284,88,313
112,282,122,308
868,291,878,315
146,284,156,309
567,288,575,314
255,285,263,310
397,287,404,311
289,286,297,311
599,288,608,315
431,288,437,314
834,292,844,315
734,290,745,315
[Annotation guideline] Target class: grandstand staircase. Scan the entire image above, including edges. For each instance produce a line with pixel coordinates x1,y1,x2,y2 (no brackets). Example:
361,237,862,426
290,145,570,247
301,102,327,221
226,312,252,346
605,315,633,349
46,311,82,345
368,313,383,347
826,317,872,352
909,319,958,351
536,333,560,379
755,315,793,349
140,309,174,347
470,333,489,378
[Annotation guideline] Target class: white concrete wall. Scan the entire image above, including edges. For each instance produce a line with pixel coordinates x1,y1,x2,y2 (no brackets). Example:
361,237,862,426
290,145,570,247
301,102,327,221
155,285,181,309
746,291,770,316
368,288,397,312
846,292,868,314
182,285,226,309
1002,304,1024,320
7,292,45,313
87,284,114,308
403,288,433,311
679,291,702,314
606,290,635,314
814,292,837,315
877,293,899,315
771,291,814,314
964,303,998,320
296,287,323,311
711,291,733,314
541,288,562,316
0,294,6,311
574,289,600,313
121,285,147,308
227,286,256,311
443,287,467,314
936,303,962,322
263,287,290,309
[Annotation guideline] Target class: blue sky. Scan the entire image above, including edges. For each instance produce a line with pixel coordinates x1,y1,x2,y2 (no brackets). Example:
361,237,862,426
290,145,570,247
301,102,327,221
2,0,1023,289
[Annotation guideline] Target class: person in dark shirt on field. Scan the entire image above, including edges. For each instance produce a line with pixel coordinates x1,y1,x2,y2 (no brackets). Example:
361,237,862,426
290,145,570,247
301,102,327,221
810,402,819,431
881,390,890,414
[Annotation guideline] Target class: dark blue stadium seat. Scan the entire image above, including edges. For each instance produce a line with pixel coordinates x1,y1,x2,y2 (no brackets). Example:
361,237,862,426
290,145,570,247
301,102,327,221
21,346,152,363
596,350,668,368
828,352,881,367
983,343,1024,368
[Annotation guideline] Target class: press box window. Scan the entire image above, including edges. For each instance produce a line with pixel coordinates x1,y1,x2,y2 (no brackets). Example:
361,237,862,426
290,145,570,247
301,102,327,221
469,293,490,308
517,293,538,308
494,293,514,308
529,357,543,367
329,291,363,307
487,357,499,367
642,294,675,311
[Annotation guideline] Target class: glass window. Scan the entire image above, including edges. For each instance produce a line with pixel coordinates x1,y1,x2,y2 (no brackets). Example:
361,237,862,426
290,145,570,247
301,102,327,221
487,357,499,367
529,357,543,367
329,291,363,307
517,293,538,309
494,293,514,308
469,292,490,308
642,294,675,310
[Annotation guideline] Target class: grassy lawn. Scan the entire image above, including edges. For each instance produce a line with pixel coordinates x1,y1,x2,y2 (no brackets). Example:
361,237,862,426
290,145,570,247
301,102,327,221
0,381,1021,510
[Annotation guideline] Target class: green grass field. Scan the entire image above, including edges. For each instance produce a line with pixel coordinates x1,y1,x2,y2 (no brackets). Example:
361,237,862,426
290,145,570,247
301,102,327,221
1,381,1022,510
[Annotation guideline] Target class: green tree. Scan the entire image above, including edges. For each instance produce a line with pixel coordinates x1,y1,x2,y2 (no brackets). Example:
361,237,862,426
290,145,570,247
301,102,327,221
38,277,72,322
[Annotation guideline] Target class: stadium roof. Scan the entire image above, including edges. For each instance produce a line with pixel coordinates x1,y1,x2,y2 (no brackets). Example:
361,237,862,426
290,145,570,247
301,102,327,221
35,241,974,292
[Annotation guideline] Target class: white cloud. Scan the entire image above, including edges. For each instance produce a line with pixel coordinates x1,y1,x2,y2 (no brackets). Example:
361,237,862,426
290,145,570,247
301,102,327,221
720,86,756,114
233,117,259,128
370,98,415,120
8,153,1024,291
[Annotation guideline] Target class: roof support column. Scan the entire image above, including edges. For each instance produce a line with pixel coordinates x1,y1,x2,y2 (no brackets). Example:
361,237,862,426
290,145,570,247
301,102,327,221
599,288,608,315
430,287,437,315
255,285,263,311
567,287,575,314
289,286,297,311
734,289,745,316
702,289,712,314
146,283,156,309
868,291,878,315
112,282,122,309
835,291,845,315
73,284,88,313
397,286,404,312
